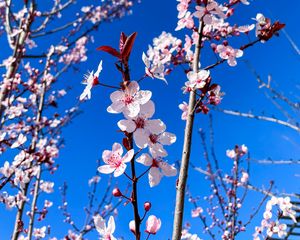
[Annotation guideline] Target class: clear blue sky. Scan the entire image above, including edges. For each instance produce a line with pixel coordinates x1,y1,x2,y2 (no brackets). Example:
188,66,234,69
1,0,300,239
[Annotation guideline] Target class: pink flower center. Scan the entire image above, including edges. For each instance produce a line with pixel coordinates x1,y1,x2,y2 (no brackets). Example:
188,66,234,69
149,134,158,144
124,94,134,105
152,159,159,168
108,153,122,168
135,117,145,129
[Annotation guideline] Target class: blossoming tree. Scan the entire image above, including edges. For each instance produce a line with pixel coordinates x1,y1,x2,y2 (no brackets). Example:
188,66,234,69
0,0,299,239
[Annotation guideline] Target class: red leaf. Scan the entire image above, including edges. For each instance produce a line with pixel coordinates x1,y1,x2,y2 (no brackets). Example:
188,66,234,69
122,32,137,60
119,32,127,53
96,46,121,59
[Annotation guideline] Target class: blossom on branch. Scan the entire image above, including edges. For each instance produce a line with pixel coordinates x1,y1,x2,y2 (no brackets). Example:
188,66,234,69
80,60,103,101
118,101,166,149
136,153,177,187
94,215,117,240
107,81,152,118
98,143,134,177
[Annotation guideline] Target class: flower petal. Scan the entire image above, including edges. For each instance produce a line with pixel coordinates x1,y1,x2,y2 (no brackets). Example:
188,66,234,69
136,153,153,166
98,165,115,174
122,149,134,163
139,100,155,119
114,163,126,177
107,216,115,234
145,119,166,134
112,142,123,156
93,214,106,235
117,119,136,133
149,167,163,187
133,129,149,149
158,161,177,176
158,132,176,145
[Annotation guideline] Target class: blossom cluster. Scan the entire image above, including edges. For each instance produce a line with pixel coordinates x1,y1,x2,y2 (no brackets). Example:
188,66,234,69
253,196,297,239
95,79,177,187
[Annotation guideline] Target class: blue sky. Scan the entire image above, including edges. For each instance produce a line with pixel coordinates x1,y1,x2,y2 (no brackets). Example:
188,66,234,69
1,0,300,239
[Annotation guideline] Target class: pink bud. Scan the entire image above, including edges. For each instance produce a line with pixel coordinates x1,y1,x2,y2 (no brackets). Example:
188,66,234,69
112,188,122,197
144,202,151,211
129,220,136,234
145,215,161,235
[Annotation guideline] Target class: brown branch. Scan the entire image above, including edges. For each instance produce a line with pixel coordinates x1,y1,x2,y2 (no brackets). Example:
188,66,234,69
172,10,206,240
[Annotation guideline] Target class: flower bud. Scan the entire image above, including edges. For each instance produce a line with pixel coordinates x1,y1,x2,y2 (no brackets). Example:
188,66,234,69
129,220,136,234
144,201,151,211
112,188,122,197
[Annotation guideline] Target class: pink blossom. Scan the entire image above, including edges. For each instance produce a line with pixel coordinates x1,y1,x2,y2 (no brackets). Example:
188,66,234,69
216,45,243,66
117,101,166,149
191,207,203,218
207,84,224,105
240,171,249,183
40,181,54,193
194,1,227,24
175,11,194,31
33,226,47,238
98,143,134,177
129,220,136,234
226,149,236,159
237,24,255,34
11,133,27,149
0,161,14,177
146,130,176,158
181,229,201,240
88,176,101,186
145,215,161,234
179,101,188,120
107,81,152,118
187,70,210,89
93,215,117,240
59,36,88,64
177,0,190,19
142,52,166,82
136,153,177,187
80,60,103,101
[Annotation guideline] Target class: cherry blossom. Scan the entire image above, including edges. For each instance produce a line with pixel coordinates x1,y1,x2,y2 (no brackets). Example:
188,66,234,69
207,84,224,105
129,220,136,234
142,52,166,82
59,36,88,64
143,32,181,81
0,161,14,177
194,1,227,24
179,101,189,120
145,215,161,234
146,130,177,158
107,81,152,118
191,207,203,218
175,11,194,31
93,215,117,240
136,153,177,187
80,60,103,101
240,171,249,183
33,226,47,238
117,101,166,149
181,229,201,240
254,196,297,239
177,0,191,19
40,181,54,194
98,143,134,177
216,44,243,66
226,149,236,159
11,133,27,149
186,70,210,89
